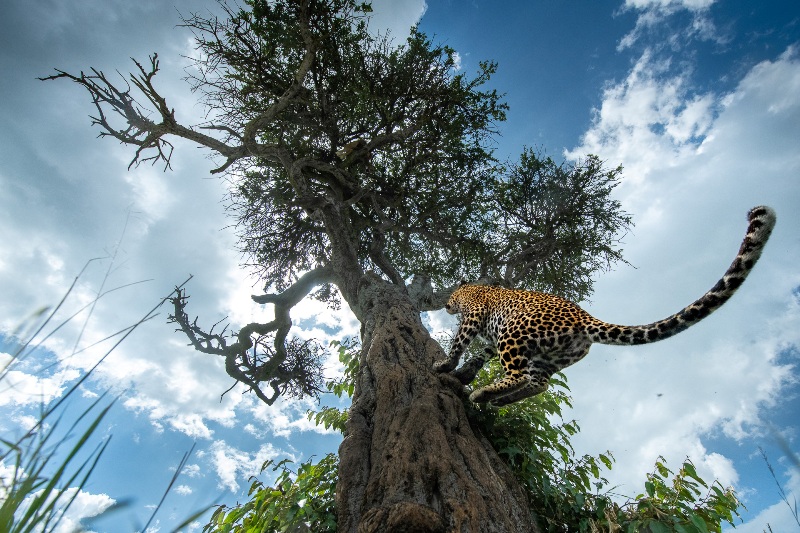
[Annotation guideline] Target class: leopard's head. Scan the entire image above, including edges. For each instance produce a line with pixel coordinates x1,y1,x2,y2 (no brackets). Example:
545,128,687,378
444,283,471,315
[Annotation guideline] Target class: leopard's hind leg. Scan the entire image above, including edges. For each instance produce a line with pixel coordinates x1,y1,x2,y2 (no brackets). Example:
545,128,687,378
488,372,551,406
469,341,537,404
474,345,591,406
469,373,532,403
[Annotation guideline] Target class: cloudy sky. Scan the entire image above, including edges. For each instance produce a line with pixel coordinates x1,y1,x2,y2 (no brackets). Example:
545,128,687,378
1,0,798,531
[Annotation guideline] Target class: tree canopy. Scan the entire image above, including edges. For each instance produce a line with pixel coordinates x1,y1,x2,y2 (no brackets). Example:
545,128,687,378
45,0,630,406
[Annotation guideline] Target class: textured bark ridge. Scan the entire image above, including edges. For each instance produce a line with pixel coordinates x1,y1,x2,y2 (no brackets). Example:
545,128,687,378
337,280,537,533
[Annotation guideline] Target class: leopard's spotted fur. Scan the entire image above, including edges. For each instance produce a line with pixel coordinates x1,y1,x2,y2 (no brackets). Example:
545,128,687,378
434,206,776,406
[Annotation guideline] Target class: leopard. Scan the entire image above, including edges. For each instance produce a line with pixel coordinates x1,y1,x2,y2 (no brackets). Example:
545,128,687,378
434,205,776,407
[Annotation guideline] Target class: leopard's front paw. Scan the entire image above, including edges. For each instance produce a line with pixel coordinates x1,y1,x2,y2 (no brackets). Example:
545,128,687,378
433,358,457,373
468,387,489,403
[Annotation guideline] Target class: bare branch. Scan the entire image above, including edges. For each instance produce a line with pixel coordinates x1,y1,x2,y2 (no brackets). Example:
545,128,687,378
41,55,262,172
168,270,331,404
251,265,334,306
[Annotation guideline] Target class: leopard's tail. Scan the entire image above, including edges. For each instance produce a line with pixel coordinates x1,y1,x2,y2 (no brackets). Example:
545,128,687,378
589,205,776,346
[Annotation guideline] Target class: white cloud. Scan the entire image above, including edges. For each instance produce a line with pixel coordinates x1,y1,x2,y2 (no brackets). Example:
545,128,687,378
174,484,193,496
0,352,80,408
367,0,427,38
81,387,100,399
623,0,715,11
243,422,261,438
425,309,458,341
566,50,717,195
182,463,201,478
11,414,40,432
618,0,724,51
247,394,340,438
122,374,245,440
452,51,462,71
122,166,176,225
565,46,800,500
207,440,296,493
15,486,116,533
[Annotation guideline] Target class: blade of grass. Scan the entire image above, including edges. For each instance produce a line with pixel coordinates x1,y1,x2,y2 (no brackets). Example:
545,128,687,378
14,398,114,532
2,272,199,532
14,276,193,446
142,443,197,532
38,438,112,533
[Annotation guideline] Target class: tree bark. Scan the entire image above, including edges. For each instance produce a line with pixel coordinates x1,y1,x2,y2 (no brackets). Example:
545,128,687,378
337,276,538,533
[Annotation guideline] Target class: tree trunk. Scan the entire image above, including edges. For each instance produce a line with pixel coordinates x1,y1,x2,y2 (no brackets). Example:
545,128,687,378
336,276,538,533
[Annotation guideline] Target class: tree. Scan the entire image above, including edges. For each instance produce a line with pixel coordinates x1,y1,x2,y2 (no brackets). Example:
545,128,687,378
44,1,632,530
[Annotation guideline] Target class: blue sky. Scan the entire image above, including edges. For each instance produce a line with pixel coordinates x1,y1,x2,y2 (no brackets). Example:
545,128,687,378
0,0,799,531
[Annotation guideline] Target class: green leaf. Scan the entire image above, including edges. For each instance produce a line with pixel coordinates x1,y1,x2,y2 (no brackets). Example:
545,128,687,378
647,520,672,533
682,461,708,487
599,453,614,470
674,523,701,533
656,459,671,478
689,513,710,533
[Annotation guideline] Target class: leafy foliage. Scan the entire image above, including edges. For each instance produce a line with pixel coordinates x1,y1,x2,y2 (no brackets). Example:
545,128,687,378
491,149,631,300
308,339,360,433
619,457,741,533
469,357,614,531
48,0,630,300
469,356,741,532
204,340,359,533
203,455,339,533
190,0,508,292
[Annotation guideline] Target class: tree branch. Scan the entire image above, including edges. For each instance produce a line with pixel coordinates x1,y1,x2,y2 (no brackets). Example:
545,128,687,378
407,275,455,311
251,266,334,306
168,270,332,404
241,0,318,153
40,54,282,173
369,231,404,286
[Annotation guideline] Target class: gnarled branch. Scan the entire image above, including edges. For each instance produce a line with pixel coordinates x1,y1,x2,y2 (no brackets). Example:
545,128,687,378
168,267,333,404
40,54,279,173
